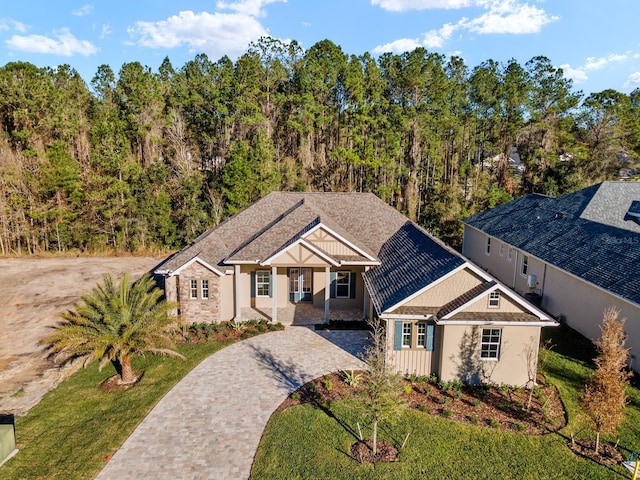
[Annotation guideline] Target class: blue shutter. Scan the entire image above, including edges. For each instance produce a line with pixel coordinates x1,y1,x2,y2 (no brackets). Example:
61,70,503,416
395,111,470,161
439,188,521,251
330,272,337,298
250,271,256,298
426,324,435,351
349,272,356,299
269,272,272,298
393,321,403,351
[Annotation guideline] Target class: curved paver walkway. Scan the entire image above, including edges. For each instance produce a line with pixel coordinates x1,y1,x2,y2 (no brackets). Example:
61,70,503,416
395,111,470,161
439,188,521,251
96,326,368,480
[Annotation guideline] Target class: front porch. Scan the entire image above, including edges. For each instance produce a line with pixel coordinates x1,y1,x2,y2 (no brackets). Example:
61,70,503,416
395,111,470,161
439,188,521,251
241,303,364,326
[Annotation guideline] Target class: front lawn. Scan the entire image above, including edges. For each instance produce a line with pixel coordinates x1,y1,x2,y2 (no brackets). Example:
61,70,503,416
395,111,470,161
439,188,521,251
2,320,282,480
251,325,638,479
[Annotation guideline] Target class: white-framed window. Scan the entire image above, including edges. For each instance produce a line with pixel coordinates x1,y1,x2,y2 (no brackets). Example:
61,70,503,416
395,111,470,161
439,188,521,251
416,322,426,348
499,243,505,257
485,237,491,255
521,255,529,276
256,270,271,297
481,328,501,360
402,322,412,347
201,279,209,300
507,247,513,262
488,291,500,308
189,279,198,299
336,271,350,298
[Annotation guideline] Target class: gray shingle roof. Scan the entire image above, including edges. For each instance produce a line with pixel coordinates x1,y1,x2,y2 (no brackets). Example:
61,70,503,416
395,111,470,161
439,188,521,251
363,222,466,314
463,181,640,306
156,192,409,273
437,281,496,318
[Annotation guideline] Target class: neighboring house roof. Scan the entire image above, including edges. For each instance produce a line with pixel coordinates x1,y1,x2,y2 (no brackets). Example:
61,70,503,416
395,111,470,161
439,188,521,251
463,181,640,306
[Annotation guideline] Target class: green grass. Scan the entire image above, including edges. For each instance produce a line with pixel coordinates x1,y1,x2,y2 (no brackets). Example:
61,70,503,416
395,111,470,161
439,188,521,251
250,325,639,479
2,340,232,480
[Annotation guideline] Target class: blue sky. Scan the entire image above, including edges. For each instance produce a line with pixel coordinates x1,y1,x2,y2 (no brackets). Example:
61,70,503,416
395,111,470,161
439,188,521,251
1,0,639,96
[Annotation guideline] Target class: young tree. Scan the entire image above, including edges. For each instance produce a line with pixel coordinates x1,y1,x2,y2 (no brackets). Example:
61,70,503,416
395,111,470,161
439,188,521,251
43,272,184,386
357,319,405,455
583,307,631,454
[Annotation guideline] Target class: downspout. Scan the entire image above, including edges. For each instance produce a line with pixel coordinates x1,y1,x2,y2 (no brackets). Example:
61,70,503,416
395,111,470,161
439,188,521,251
512,250,518,290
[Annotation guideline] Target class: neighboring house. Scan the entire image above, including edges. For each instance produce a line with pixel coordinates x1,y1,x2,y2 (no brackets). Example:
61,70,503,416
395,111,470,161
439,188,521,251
155,192,554,385
462,181,640,370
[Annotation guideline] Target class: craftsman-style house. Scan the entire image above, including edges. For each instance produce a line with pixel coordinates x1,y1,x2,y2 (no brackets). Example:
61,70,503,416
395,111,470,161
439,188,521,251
155,192,554,385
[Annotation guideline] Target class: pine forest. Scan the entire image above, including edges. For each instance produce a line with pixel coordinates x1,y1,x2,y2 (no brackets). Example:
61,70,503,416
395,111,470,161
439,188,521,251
1,37,639,255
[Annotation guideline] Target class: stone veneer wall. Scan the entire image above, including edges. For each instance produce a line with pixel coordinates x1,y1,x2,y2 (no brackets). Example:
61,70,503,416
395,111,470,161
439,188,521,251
176,262,220,323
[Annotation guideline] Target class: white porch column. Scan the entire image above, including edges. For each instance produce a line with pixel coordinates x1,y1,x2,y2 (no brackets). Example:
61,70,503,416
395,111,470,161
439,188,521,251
234,264,241,321
362,266,370,320
324,266,331,324
271,265,278,324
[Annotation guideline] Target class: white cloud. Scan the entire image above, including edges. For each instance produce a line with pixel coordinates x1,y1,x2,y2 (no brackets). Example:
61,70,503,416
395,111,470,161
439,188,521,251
215,0,286,17
99,24,112,39
72,4,94,17
559,64,588,85
372,37,422,54
584,52,629,71
0,19,29,33
463,1,558,34
371,0,472,11
128,10,269,58
6,28,98,56
423,22,457,48
372,1,557,54
623,72,640,89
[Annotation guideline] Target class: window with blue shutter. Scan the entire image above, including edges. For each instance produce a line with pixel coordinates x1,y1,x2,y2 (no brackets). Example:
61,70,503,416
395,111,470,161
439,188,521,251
393,321,403,351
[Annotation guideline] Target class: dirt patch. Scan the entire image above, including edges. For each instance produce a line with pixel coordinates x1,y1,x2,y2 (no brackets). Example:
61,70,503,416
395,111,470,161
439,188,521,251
351,439,399,463
0,255,164,415
568,439,624,465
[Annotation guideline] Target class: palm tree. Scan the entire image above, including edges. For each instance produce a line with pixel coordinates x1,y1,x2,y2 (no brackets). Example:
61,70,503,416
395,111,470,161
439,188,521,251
44,271,184,385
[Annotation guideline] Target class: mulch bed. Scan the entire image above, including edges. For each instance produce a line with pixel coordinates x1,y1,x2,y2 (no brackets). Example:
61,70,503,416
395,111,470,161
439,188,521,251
567,439,624,465
99,371,144,393
351,439,399,463
279,371,566,436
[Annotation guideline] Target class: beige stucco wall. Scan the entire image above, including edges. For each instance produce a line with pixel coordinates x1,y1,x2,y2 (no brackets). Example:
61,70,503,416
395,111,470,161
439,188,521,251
396,268,484,310
462,226,545,295
542,264,640,364
175,262,221,324
460,290,527,314
438,324,541,386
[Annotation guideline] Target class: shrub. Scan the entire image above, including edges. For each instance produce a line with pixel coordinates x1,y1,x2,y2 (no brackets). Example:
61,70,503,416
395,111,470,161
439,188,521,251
323,375,333,391
291,392,300,401
472,399,481,408
439,396,449,405
513,423,525,432
442,409,452,418
343,370,362,387
490,419,501,428
404,384,413,394
418,404,429,412
469,415,479,424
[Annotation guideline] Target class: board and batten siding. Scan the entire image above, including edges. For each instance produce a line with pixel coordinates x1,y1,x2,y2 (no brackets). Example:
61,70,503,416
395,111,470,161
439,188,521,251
386,320,439,376
304,228,362,256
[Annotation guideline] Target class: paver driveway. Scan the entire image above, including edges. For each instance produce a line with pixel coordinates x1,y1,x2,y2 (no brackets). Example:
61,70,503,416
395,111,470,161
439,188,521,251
95,326,368,480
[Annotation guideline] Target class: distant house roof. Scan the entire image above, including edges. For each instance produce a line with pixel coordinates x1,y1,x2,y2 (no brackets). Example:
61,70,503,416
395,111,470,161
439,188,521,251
463,181,640,306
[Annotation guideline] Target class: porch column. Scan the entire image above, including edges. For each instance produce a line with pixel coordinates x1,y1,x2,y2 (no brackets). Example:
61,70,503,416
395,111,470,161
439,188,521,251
271,266,278,324
324,266,331,324
234,264,241,321
362,266,370,320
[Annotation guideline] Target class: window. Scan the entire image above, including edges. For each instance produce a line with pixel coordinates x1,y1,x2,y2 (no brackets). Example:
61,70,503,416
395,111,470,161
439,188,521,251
485,237,491,255
521,255,529,276
416,322,426,347
336,271,350,298
402,322,412,347
201,279,209,300
256,271,270,297
481,328,501,360
507,247,513,262
499,243,505,257
189,279,198,299
488,291,500,308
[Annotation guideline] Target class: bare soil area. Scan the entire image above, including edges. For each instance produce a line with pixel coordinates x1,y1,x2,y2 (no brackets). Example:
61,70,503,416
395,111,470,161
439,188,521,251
0,255,164,415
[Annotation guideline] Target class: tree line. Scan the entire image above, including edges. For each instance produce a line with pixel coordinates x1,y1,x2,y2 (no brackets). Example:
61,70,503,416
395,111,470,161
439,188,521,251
1,37,639,255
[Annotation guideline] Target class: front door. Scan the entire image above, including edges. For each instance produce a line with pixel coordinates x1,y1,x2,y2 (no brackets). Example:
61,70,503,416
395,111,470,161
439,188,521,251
289,267,312,302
